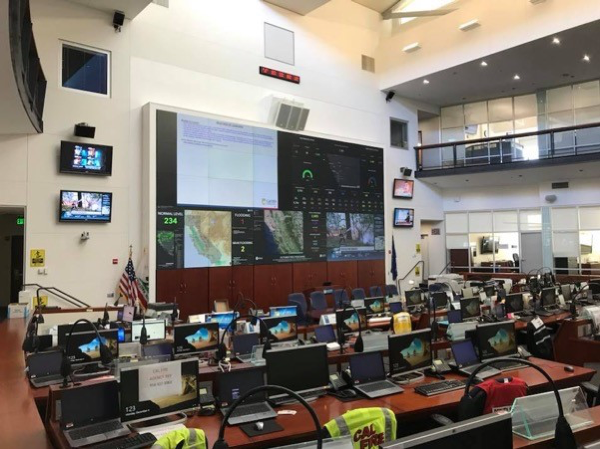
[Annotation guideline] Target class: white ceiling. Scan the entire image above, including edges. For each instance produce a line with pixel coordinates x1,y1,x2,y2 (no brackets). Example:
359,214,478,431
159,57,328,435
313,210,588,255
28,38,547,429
66,0,153,19
419,160,600,189
351,0,398,13
262,0,332,15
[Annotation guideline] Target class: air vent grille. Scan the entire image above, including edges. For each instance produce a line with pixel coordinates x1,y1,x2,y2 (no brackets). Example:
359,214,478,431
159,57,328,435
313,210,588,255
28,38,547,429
362,55,375,73
552,182,569,189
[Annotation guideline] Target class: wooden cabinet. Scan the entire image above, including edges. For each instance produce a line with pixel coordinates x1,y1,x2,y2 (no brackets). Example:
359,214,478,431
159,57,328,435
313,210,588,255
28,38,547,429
156,268,209,320
208,267,233,302
253,264,293,310
357,259,386,292
327,261,358,290
292,262,328,293
232,265,254,305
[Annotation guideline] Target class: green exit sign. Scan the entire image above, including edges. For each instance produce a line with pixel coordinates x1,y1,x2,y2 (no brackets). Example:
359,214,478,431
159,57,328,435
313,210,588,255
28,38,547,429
16,217,24,226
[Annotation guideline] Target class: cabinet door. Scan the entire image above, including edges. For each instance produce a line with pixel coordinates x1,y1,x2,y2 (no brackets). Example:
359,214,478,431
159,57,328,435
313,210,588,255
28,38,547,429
232,265,254,310
292,263,312,292
254,265,276,311
156,269,183,303
327,261,358,289
271,264,293,308
209,267,233,303
357,260,385,292
179,268,209,319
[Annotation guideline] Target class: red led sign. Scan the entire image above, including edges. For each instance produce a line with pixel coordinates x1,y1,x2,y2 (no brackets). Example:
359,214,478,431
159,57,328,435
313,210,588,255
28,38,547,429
259,66,300,84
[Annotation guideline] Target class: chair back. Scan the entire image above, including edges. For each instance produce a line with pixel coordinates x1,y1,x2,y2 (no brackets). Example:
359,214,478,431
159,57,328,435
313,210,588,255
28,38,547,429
351,288,366,300
213,299,230,313
385,284,399,297
288,293,309,324
369,286,383,297
333,289,350,309
323,407,396,449
310,291,328,311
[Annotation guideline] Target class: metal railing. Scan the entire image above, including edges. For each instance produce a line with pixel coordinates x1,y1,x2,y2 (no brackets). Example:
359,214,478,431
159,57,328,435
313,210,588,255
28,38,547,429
415,122,600,171
22,284,90,308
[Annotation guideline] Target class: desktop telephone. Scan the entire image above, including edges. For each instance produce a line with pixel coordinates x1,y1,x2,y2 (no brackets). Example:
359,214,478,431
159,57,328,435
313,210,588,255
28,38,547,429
198,381,216,416
431,359,452,375
328,372,357,399
517,345,532,359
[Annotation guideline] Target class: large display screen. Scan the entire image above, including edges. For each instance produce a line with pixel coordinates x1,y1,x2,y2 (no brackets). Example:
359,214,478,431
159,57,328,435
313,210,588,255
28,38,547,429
60,141,113,176
156,109,385,269
60,190,112,222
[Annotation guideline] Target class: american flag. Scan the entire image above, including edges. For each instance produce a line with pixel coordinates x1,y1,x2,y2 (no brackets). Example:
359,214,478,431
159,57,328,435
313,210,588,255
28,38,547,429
119,256,147,309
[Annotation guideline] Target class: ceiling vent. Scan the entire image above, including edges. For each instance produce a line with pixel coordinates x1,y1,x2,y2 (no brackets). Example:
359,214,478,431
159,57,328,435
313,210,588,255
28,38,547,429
552,182,569,189
361,55,375,73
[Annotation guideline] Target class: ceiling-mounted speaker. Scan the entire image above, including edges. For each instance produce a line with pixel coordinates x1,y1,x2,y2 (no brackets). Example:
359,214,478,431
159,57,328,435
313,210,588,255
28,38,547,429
400,167,413,177
272,100,309,131
545,194,557,203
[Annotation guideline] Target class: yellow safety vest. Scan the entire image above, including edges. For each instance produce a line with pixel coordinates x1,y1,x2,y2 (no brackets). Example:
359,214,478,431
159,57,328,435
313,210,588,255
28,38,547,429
150,428,206,449
325,407,397,449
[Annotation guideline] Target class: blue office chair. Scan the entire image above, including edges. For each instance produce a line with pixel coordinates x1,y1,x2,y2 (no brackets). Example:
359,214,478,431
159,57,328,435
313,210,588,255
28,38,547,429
333,289,350,309
352,288,366,300
369,286,383,297
288,293,310,325
385,284,399,297
309,291,332,321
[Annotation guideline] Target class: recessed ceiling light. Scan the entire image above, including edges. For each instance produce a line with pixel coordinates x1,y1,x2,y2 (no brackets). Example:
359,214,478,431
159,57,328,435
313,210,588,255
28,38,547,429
552,37,561,45
583,54,591,62
423,79,430,84
459,19,480,31
403,42,421,53
480,61,488,67
513,74,521,80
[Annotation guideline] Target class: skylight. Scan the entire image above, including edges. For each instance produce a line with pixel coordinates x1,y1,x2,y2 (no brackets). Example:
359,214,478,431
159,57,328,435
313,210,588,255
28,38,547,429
395,0,456,24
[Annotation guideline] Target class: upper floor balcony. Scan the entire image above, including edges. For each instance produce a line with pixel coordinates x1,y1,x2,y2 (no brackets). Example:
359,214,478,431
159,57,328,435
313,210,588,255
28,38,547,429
415,122,600,179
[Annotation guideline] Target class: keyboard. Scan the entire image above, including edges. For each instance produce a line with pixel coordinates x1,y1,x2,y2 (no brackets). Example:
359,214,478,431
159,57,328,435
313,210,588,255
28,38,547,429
359,381,395,393
415,379,467,397
89,433,157,449
489,360,527,371
270,390,326,405
69,420,124,441
230,402,272,418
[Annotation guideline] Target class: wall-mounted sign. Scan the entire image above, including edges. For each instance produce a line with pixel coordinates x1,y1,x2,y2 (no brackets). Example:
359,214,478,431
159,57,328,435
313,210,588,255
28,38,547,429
431,228,441,235
259,66,301,84
16,217,24,226
30,249,45,267
416,243,421,254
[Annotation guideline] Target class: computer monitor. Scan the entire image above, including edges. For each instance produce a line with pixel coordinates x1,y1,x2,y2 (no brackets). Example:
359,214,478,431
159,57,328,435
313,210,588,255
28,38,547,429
504,293,524,314
484,285,496,298
314,325,336,343
348,351,386,384
58,322,99,348
476,321,517,361
450,339,480,369
261,316,298,342
208,312,237,330
60,380,120,427
541,287,557,308
173,322,219,356
265,344,329,398
148,303,178,322
142,341,173,361
27,350,63,379
388,329,432,376
65,329,119,365
120,359,199,424
381,410,513,448
270,306,298,317
364,297,385,316
131,319,166,342
460,297,481,321
335,307,367,336
447,309,462,324
405,290,424,309
389,302,403,315
430,292,448,310
561,284,573,302
217,367,266,408
232,333,260,356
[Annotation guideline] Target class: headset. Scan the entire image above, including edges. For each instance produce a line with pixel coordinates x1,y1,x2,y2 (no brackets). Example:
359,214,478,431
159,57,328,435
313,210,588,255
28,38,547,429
337,304,364,354
22,307,45,353
212,385,323,449
459,357,576,449
60,318,114,388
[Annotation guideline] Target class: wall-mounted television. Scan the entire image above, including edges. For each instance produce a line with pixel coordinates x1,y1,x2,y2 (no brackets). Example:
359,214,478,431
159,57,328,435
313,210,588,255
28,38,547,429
60,141,113,176
393,179,414,199
480,236,499,254
393,208,414,228
59,190,113,223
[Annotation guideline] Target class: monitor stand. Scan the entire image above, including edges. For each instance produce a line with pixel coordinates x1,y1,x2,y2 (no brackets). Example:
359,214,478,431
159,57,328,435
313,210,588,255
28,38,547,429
128,412,188,431
391,371,425,385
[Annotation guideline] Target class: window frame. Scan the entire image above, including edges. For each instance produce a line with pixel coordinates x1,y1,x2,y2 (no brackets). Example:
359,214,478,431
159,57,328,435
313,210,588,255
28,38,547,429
59,40,111,98
390,118,409,150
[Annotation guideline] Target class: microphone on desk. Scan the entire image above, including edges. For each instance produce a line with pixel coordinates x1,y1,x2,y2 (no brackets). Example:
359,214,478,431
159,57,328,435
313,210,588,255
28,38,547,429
101,303,109,327
139,312,148,346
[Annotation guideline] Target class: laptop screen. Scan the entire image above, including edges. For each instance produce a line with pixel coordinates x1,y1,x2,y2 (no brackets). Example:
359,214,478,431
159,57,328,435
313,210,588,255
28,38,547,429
431,292,448,310
460,297,481,321
233,333,259,355
388,329,432,376
541,287,557,307
314,325,336,343
261,316,298,342
405,290,423,307
131,319,166,342
451,340,479,368
217,367,265,407
389,302,402,314
61,380,120,427
505,293,524,314
476,322,517,360
447,309,462,324
364,297,385,315
66,329,119,365
173,322,219,355
349,351,386,384
27,350,62,378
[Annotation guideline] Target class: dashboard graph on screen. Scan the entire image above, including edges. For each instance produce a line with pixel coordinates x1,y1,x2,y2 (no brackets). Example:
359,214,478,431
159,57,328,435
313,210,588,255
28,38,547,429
155,109,384,269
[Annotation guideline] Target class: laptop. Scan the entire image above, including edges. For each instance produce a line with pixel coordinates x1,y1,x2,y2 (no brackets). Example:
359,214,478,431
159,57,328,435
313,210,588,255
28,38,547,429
450,339,500,380
217,367,277,425
61,380,129,448
476,321,527,371
27,350,64,388
349,351,404,398
233,333,260,363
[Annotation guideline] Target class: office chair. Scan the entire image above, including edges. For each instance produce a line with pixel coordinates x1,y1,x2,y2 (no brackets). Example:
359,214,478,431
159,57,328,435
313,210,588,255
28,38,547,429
288,293,310,325
581,363,600,407
369,286,383,297
333,289,350,309
309,291,332,321
385,284,399,297
513,253,520,269
351,288,366,300
213,299,230,313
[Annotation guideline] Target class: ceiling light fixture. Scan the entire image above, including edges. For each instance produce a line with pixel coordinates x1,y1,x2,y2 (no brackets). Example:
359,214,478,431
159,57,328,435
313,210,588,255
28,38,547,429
480,61,488,67
513,74,521,80
403,42,421,53
583,54,591,62
459,19,480,31
423,79,430,84
552,37,561,45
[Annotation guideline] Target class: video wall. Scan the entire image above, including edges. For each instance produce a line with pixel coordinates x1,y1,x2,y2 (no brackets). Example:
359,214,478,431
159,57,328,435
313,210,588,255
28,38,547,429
156,110,384,270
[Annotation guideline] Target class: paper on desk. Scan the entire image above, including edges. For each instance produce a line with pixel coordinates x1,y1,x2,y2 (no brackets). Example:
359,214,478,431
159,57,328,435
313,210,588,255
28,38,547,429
148,423,187,440
581,306,600,331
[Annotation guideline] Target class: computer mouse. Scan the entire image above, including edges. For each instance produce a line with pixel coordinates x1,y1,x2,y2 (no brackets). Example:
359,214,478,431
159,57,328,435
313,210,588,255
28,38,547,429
564,365,575,373
254,421,264,431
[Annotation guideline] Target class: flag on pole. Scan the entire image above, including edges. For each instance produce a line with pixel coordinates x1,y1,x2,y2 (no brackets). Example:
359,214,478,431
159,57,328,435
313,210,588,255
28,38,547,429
119,246,148,310
390,236,398,281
